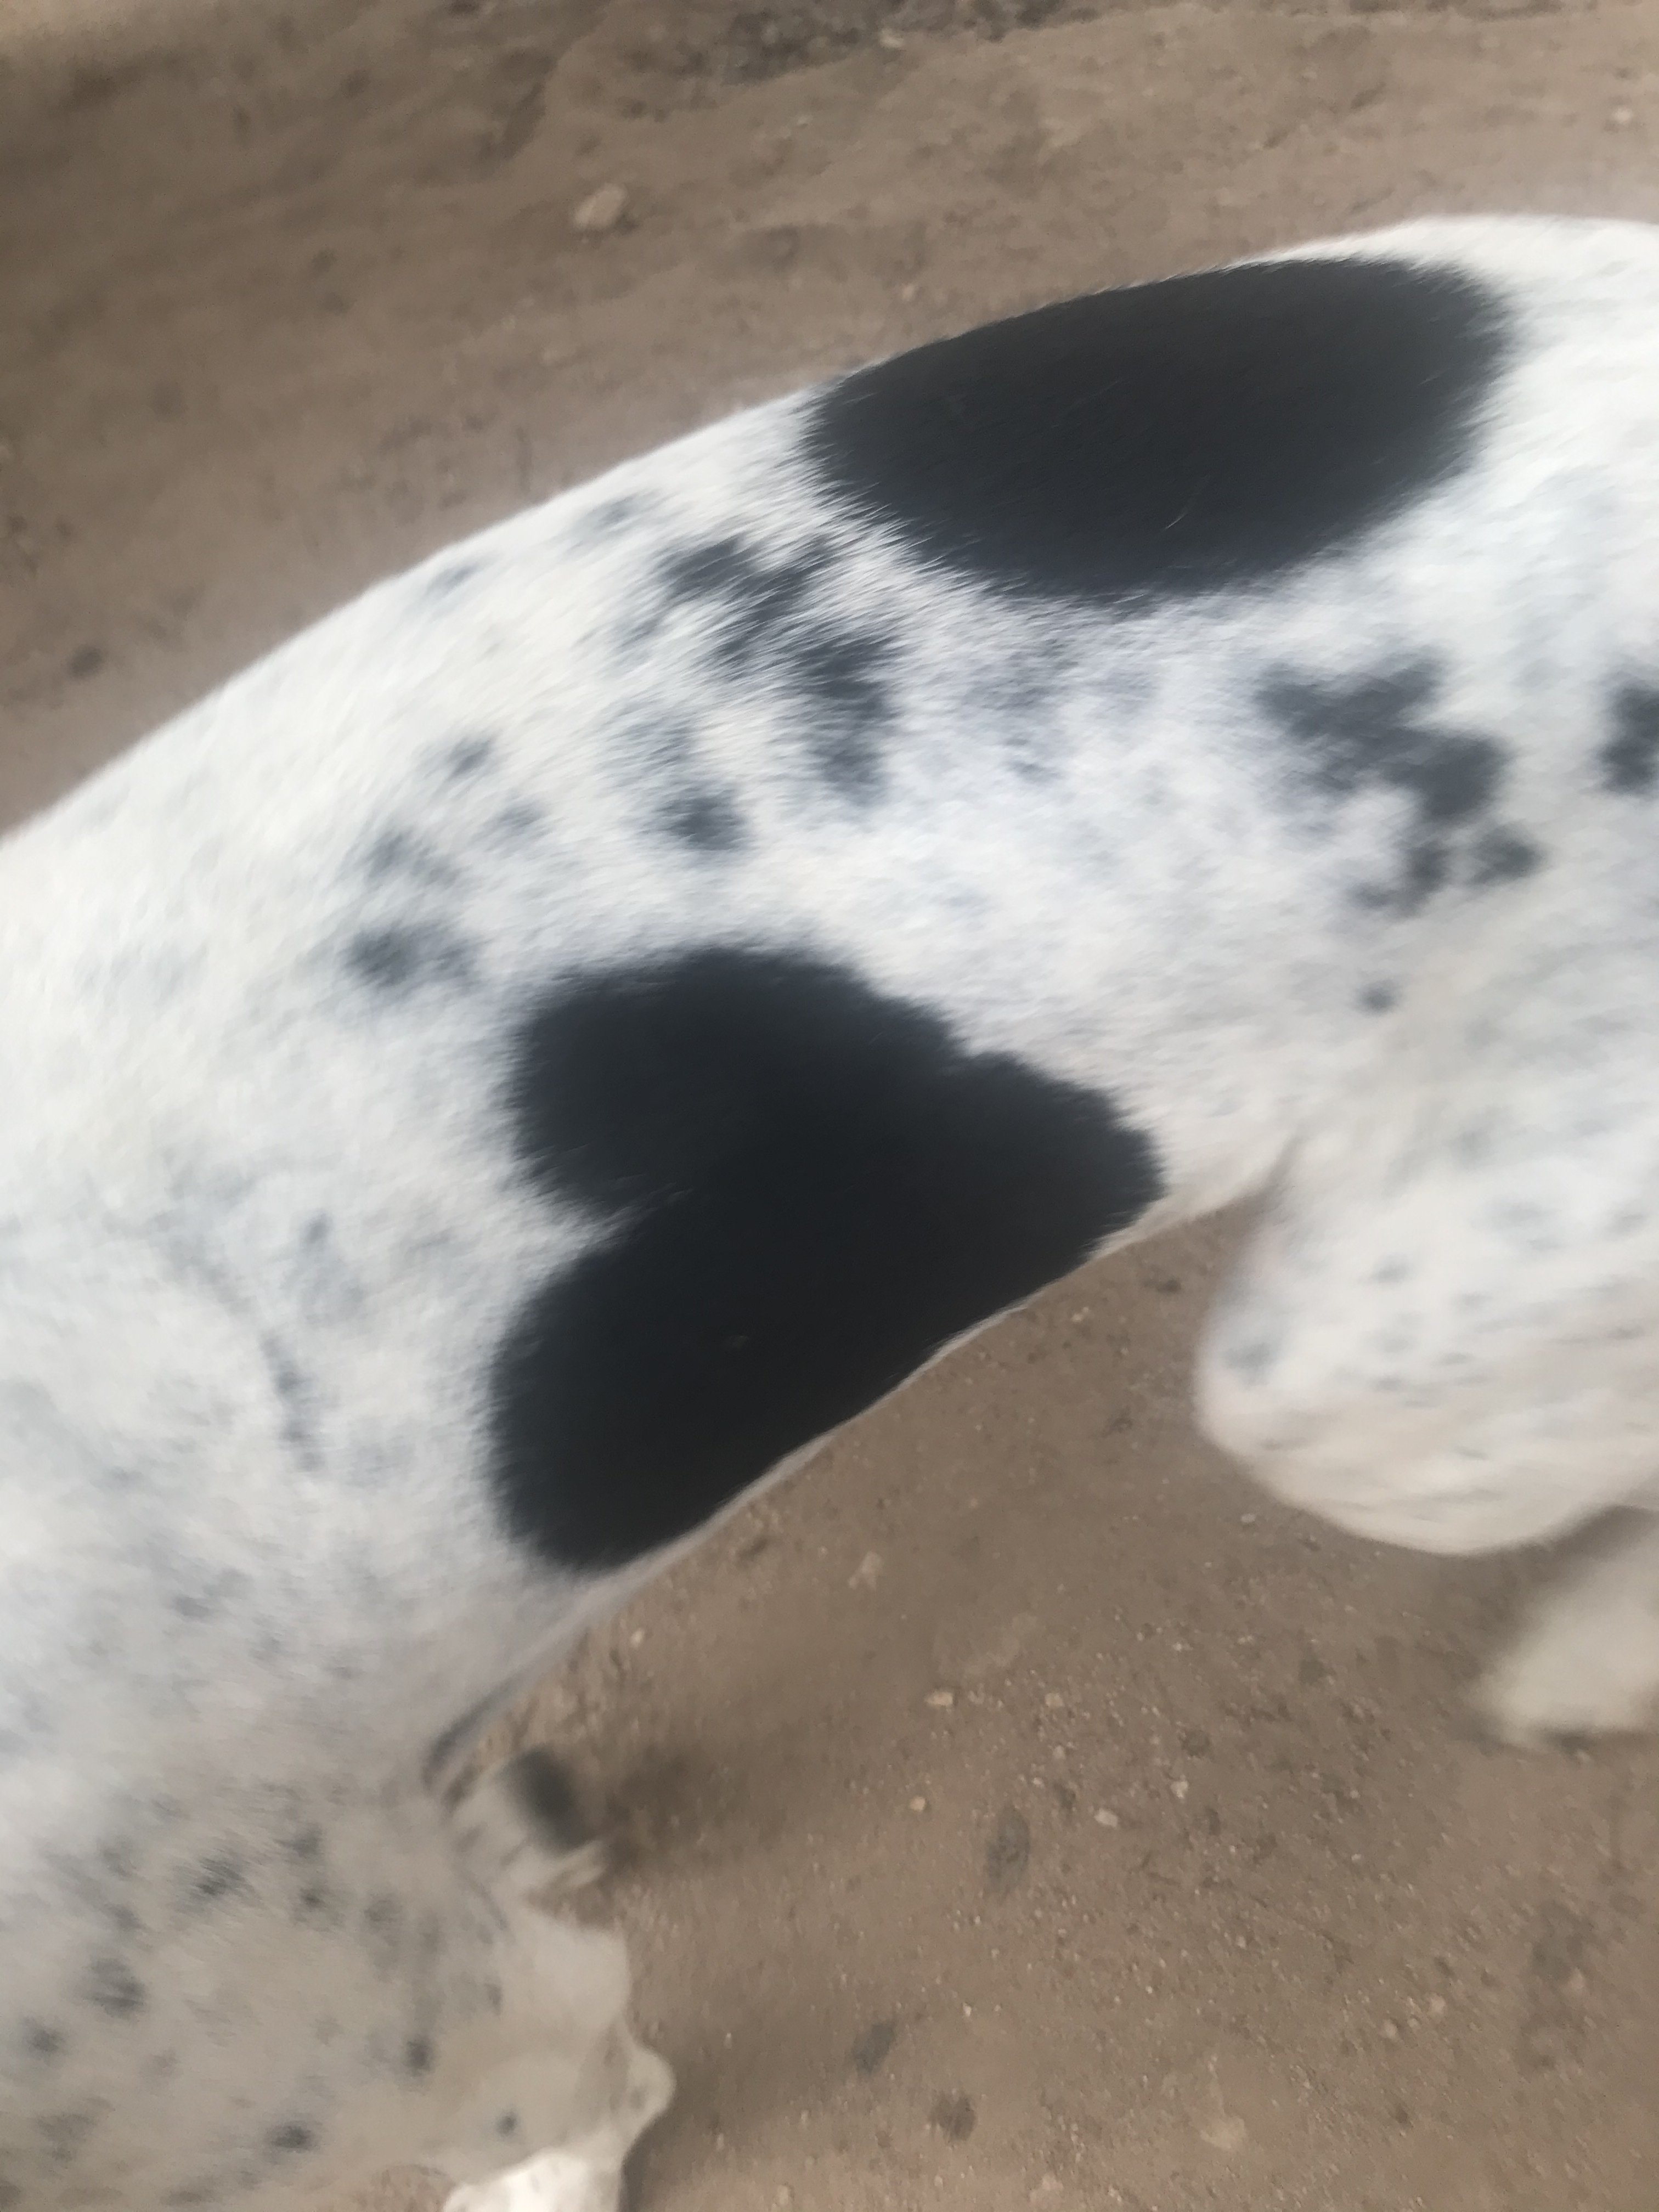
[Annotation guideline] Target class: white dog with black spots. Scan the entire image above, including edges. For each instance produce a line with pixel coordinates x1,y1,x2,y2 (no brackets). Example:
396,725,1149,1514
3,213,1659,2211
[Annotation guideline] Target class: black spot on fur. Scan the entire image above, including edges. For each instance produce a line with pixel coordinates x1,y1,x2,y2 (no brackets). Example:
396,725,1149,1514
83,1957,145,2019
362,1894,404,1973
404,2035,435,2080
362,829,459,888
345,925,473,995
21,2023,65,2066
495,2112,521,2138
267,2123,316,2157
1466,827,1542,885
39,2109,97,2165
489,949,1163,1567
790,629,893,797
443,733,498,780
645,535,894,799
1263,662,1504,915
657,788,747,853
1600,685,1659,793
574,494,652,545
808,256,1509,603
188,1854,246,1906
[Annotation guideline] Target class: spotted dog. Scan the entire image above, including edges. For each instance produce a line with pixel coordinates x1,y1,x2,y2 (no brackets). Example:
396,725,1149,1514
5,213,1659,2211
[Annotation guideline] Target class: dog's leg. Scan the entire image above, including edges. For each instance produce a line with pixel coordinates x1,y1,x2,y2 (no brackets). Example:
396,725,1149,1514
1476,1512,1659,1746
417,1755,673,2212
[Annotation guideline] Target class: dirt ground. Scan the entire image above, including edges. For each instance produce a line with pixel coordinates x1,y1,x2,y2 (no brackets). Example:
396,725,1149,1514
5,1,1659,2207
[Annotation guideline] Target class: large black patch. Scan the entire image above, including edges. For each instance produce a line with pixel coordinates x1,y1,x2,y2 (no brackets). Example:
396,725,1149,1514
807,257,1509,603
490,950,1161,1566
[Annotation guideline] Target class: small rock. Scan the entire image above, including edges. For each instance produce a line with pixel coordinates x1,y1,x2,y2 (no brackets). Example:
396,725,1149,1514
1170,1778,1189,1802
1239,1511,1257,1526
1093,1808,1120,1829
878,25,906,48
1031,2176,1063,2202
775,2190,792,2209
849,1550,884,1589
925,1689,956,1709
1381,2018,1400,2041
1043,1691,1065,1709
1611,104,1634,127
1426,1994,1448,2018
910,1796,928,1814
850,2019,898,2076
571,183,628,234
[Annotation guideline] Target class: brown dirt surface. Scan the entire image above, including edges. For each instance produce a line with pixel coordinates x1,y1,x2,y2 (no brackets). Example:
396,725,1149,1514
5,1,1659,2207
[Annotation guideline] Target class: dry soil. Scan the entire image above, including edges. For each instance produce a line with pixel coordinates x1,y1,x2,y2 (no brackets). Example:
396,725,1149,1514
4,2,1659,2207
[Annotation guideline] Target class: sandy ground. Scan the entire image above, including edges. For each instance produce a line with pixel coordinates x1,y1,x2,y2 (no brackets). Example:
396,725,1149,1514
6,2,1659,2207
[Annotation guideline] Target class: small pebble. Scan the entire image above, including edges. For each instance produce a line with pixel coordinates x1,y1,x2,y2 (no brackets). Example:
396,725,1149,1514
1093,1808,1120,1828
878,25,906,47
1239,1511,1257,1526
926,1689,956,1709
910,1796,928,1813
1611,104,1634,126
1043,1691,1065,1709
775,2190,793,2209
1381,2018,1400,2041
629,1628,645,1647
1427,1994,1448,2018
850,1550,884,1589
1170,1778,1189,1802
571,182,628,234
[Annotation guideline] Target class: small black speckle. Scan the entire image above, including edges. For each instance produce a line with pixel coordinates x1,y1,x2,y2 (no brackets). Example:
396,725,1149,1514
1467,827,1542,885
574,494,651,545
443,733,498,780
483,1978,504,2014
489,802,544,844
345,925,474,995
362,829,459,888
83,1957,146,2018
494,2111,521,2138
850,2020,898,2076
188,1853,246,1906
657,788,747,853
267,2122,316,2157
404,2035,434,2080
427,562,482,601
67,645,105,680
283,1827,324,1862
1358,983,1398,1014
1601,684,1659,794
22,2023,65,2064
38,2109,97,2164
